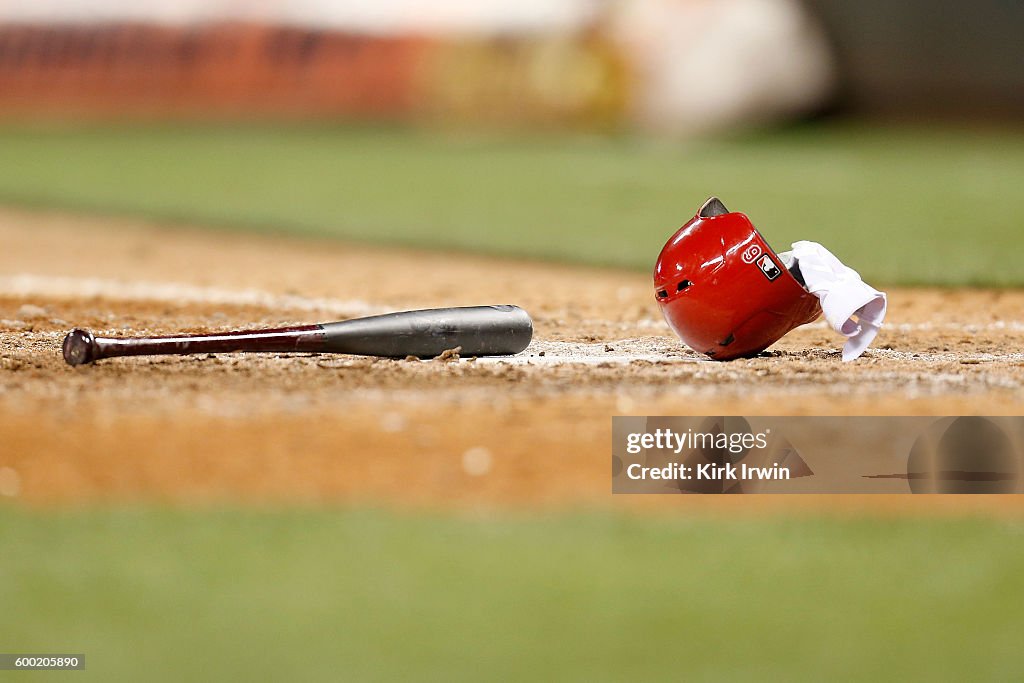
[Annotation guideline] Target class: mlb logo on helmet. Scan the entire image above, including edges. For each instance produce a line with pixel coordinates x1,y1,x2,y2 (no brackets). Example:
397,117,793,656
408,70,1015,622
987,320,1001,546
757,254,782,281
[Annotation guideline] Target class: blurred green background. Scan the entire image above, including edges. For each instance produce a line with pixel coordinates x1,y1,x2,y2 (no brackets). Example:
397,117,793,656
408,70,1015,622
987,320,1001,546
3,507,1024,682
0,122,1021,286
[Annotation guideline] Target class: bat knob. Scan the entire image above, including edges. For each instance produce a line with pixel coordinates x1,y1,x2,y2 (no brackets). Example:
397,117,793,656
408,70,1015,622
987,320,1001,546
63,329,98,366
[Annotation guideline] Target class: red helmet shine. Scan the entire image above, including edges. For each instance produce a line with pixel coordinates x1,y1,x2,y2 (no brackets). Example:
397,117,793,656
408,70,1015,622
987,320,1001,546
654,197,820,360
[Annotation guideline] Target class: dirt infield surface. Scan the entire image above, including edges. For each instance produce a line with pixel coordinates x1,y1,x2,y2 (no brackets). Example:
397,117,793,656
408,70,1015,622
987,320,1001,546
1,208,1023,511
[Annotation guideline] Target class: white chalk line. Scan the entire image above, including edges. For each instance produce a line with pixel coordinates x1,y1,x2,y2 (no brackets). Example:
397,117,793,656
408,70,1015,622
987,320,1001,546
869,349,1024,364
472,344,1024,368
0,273,387,318
472,340,706,367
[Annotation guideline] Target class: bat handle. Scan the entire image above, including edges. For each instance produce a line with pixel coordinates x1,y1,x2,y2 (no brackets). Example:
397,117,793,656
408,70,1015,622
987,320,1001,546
63,329,99,366
62,326,324,366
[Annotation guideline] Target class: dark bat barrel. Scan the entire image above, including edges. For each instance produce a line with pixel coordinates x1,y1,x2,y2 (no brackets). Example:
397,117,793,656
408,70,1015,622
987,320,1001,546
319,305,533,358
62,305,533,366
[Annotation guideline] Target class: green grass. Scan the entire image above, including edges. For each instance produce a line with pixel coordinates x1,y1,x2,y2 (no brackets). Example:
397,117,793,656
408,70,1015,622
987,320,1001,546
0,123,1022,286
1,506,1023,682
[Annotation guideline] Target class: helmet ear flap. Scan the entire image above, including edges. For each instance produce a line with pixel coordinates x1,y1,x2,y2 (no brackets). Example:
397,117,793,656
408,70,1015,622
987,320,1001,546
698,196,729,218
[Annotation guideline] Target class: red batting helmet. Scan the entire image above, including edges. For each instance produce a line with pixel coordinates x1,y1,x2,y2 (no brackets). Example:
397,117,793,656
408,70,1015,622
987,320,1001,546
654,197,821,360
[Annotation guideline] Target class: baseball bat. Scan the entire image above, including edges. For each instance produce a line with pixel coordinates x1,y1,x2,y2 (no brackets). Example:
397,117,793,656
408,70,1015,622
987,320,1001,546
62,305,533,366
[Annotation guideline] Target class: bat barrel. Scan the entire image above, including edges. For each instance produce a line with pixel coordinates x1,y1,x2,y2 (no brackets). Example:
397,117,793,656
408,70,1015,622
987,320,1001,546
319,305,533,358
